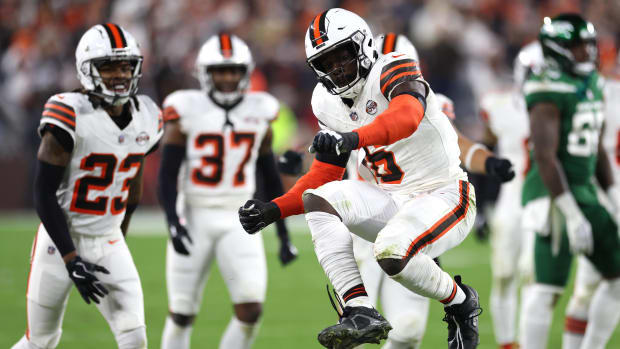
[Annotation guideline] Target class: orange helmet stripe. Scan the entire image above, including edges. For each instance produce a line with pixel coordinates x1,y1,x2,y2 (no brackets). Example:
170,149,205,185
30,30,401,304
220,34,233,58
104,23,126,48
382,33,396,54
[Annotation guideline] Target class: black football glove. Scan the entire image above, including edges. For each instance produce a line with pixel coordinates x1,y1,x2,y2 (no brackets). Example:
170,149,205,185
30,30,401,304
485,156,515,183
66,256,110,305
168,221,193,255
278,150,304,176
238,200,281,234
309,130,359,155
279,240,298,266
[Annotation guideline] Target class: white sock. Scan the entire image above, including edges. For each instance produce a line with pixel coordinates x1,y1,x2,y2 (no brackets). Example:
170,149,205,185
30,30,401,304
581,278,620,349
389,252,461,304
490,276,517,345
383,337,418,349
161,317,192,349
219,317,259,349
306,212,371,308
11,336,41,349
562,291,590,349
519,284,560,349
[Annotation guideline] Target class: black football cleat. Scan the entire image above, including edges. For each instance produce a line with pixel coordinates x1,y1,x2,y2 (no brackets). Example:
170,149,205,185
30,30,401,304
443,275,482,349
318,286,392,349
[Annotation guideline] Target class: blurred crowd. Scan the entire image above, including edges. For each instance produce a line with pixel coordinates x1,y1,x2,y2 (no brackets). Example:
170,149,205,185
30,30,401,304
1,0,620,209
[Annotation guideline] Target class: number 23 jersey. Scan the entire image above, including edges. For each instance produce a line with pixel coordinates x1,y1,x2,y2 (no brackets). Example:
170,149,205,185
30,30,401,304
312,52,466,195
163,90,278,209
38,92,163,236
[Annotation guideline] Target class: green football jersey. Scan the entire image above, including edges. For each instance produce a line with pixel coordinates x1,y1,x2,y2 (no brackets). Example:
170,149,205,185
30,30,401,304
522,68,605,205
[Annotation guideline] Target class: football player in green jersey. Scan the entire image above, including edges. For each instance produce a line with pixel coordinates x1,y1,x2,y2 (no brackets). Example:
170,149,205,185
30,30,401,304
519,13,620,349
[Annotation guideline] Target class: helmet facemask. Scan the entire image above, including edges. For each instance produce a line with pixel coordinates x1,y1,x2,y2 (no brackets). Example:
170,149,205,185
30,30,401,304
307,30,372,98
84,55,143,106
197,63,250,106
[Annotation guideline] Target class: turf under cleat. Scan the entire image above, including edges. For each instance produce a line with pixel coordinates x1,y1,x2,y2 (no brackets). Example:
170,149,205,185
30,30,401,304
318,286,392,349
443,275,482,349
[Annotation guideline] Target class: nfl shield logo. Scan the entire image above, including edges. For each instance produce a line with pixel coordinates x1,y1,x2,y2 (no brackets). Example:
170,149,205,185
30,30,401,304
349,112,359,121
118,134,125,144
366,100,377,115
47,246,56,255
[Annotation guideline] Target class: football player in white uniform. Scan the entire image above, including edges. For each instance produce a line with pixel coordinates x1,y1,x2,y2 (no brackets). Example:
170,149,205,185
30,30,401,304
158,33,293,349
478,42,542,349
344,32,514,349
12,23,161,349
239,9,481,349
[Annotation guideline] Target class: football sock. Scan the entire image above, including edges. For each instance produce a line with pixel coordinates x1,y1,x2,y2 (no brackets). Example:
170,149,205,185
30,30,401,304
219,317,259,349
11,336,41,349
563,256,599,349
581,278,620,349
305,211,371,308
562,317,587,349
519,284,559,349
389,252,463,304
490,275,517,346
161,316,192,349
383,338,417,349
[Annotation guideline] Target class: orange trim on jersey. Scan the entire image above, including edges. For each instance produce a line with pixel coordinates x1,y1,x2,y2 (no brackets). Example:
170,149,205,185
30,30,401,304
404,181,470,259
383,33,396,54
25,225,41,340
162,106,180,122
565,317,588,334
355,94,424,148
42,110,76,127
380,71,421,94
106,23,124,49
440,280,458,304
380,62,418,81
313,14,323,45
273,159,346,218
45,103,76,117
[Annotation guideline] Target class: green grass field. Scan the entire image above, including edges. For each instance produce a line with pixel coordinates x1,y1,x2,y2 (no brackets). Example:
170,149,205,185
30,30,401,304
1,211,619,348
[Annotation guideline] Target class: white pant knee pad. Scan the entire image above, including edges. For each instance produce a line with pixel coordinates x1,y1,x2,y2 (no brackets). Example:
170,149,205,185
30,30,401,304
116,327,147,349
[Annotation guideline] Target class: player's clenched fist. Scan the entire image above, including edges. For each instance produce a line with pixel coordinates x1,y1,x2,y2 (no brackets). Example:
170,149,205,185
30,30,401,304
66,256,110,305
485,156,515,183
239,199,281,234
310,130,359,155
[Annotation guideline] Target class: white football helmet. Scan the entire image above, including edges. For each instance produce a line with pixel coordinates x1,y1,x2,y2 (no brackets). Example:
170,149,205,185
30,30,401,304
305,8,377,99
75,23,143,106
195,33,254,106
374,32,419,61
513,41,544,90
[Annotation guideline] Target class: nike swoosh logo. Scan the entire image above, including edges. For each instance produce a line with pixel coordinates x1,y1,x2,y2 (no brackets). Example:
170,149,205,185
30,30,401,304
392,54,405,58
108,239,120,245
72,271,85,279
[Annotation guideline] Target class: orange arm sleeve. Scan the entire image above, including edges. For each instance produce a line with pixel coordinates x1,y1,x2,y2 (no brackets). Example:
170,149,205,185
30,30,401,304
272,159,345,218
354,94,425,148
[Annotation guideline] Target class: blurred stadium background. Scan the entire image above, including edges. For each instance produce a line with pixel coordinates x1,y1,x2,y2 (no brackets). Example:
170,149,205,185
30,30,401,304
1,0,620,348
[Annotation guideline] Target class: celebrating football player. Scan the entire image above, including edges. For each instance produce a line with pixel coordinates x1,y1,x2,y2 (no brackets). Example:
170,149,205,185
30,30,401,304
12,24,161,349
158,33,294,349
519,14,620,349
239,9,482,349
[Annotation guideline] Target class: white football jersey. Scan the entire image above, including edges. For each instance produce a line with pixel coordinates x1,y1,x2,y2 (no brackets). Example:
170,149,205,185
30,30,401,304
603,78,620,185
163,90,278,209
38,92,163,236
312,52,466,194
479,89,530,179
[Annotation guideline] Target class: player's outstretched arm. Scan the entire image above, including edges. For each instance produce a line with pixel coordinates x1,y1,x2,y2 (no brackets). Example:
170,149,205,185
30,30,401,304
157,118,192,255
239,151,348,234
255,128,298,265
530,101,592,254
455,127,515,182
35,130,110,304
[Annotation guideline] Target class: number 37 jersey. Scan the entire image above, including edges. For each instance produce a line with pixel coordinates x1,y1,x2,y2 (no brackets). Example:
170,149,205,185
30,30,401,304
38,92,163,236
312,52,466,195
163,90,278,209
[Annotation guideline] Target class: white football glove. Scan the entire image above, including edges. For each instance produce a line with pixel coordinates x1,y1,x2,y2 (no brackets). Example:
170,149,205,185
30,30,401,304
555,192,593,255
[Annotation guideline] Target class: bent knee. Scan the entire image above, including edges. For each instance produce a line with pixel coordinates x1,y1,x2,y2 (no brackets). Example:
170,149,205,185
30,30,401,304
234,302,262,324
116,327,147,349
170,312,196,327
303,193,341,219
378,257,408,276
